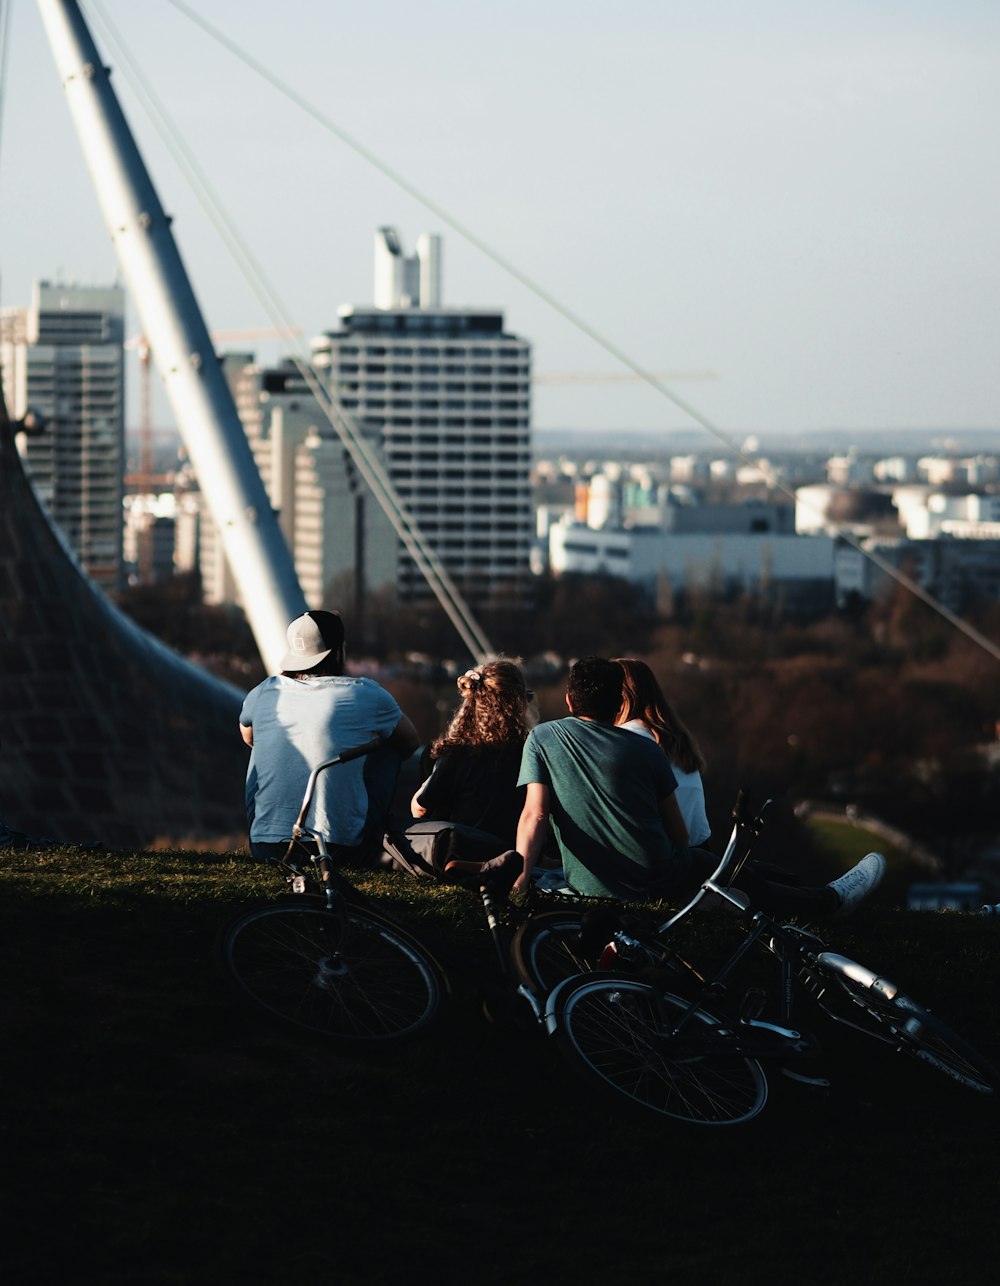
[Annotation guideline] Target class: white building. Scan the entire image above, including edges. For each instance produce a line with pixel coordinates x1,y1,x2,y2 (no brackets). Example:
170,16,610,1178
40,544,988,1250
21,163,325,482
211,356,397,620
549,518,835,615
1,281,125,589
835,536,1000,612
919,454,967,487
827,450,874,487
894,489,1000,540
874,456,918,484
310,227,533,608
123,493,177,583
201,229,533,623
669,454,711,484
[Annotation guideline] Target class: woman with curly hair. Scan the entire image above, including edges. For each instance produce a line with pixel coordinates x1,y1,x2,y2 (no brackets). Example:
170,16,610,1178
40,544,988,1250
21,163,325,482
410,658,532,849
613,656,711,847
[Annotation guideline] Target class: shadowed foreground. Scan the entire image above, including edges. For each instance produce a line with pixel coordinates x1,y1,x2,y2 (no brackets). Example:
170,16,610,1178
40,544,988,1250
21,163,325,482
3,846,997,1286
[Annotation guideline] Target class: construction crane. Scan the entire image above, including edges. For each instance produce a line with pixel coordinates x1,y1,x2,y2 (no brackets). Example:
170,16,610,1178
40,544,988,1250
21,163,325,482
123,326,302,583
124,325,303,478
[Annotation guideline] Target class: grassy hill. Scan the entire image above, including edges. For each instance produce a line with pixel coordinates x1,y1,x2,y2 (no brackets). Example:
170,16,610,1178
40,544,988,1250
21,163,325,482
3,845,998,1286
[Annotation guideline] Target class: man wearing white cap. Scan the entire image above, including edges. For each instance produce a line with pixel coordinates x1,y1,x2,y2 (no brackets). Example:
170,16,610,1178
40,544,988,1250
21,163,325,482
239,610,419,861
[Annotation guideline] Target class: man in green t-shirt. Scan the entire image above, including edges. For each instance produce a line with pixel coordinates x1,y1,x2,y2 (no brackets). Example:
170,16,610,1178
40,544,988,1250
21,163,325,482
512,656,885,917
514,657,691,898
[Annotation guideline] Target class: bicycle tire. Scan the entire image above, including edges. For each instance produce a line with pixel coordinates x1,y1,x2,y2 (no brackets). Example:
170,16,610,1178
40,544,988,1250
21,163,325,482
219,900,445,1044
548,973,768,1126
510,911,600,994
512,910,699,998
811,952,997,1095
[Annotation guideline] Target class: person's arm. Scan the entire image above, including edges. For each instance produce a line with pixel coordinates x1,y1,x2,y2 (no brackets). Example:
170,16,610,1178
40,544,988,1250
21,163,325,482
659,791,689,849
386,715,420,756
512,781,551,894
239,723,253,748
411,754,453,819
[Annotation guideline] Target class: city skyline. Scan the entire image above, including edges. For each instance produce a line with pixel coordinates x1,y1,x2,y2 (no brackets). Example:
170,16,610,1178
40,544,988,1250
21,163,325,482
2,1,999,441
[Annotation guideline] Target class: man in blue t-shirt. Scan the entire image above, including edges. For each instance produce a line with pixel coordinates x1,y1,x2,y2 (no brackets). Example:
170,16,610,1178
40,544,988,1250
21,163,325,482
239,610,418,861
514,657,690,898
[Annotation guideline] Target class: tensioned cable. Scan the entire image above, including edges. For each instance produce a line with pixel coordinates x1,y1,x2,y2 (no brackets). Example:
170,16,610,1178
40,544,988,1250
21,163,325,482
160,0,1000,664
86,1,494,662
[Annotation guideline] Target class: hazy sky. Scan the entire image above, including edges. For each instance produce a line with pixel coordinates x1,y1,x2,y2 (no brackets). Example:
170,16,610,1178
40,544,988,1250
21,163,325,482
2,0,998,441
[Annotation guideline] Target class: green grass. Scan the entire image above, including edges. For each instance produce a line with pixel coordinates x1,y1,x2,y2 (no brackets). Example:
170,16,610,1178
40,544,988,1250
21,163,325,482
2,845,998,1286
805,814,938,907
806,817,908,869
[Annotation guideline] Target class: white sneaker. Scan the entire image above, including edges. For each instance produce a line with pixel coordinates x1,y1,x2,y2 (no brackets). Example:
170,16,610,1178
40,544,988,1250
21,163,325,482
828,853,886,919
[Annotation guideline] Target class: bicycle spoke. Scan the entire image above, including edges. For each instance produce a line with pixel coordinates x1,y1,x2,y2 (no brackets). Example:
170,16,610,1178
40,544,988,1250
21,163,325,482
219,903,443,1043
552,977,767,1126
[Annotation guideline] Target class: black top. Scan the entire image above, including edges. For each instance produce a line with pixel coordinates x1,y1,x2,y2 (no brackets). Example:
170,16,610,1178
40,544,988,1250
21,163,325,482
414,744,525,848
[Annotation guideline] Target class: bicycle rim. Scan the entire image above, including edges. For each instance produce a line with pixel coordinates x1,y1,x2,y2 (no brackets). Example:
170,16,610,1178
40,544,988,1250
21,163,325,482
219,902,443,1043
510,912,593,994
551,975,768,1126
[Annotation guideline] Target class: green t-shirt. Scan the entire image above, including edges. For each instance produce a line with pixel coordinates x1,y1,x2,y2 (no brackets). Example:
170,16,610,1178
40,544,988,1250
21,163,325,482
518,717,682,899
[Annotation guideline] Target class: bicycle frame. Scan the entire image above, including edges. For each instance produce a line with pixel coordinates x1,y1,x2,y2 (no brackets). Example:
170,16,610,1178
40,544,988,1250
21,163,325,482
606,802,905,1064
280,740,558,1023
577,793,825,1060
278,735,386,900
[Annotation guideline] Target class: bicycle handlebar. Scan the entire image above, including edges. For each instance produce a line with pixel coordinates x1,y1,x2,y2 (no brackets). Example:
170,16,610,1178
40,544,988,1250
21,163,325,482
659,788,772,932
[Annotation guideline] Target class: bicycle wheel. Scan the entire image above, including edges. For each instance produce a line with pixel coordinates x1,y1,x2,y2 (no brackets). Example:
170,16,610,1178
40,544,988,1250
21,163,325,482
548,973,768,1126
512,910,699,998
219,900,445,1044
511,912,597,994
811,952,997,1095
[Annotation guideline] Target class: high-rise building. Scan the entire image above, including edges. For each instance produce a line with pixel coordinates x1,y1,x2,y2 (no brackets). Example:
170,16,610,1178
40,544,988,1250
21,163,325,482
311,227,533,607
219,354,397,621
208,229,533,629
1,281,126,590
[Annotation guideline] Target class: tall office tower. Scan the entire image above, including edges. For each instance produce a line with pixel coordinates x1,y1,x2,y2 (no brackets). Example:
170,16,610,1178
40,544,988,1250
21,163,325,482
205,229,532,631
311,228,533,608
1,281,126,590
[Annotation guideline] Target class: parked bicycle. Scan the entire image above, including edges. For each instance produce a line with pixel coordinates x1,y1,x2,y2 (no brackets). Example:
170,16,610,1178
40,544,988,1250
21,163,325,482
514,794,998,1126
218,739,449,1045
219,740,558,1044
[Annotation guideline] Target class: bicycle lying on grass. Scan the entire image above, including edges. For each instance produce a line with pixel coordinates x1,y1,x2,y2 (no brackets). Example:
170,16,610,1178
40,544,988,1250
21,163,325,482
513,793,998,1126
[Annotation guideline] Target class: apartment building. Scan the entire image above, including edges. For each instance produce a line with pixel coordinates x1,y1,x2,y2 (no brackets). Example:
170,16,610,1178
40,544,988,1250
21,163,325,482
310,228,533,607
197,228,532,629
1,281,125,589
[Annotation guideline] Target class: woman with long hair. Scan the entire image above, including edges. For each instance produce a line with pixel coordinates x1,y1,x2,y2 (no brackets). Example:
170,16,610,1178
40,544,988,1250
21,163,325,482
410,658,532,849
613,656,711,847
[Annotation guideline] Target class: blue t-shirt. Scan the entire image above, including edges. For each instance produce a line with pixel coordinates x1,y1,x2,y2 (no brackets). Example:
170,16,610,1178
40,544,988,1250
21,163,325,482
518,717,681,899
240,675,402,845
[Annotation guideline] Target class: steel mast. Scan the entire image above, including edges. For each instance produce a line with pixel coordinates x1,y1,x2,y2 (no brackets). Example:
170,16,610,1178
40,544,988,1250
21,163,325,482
36,0,307,674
